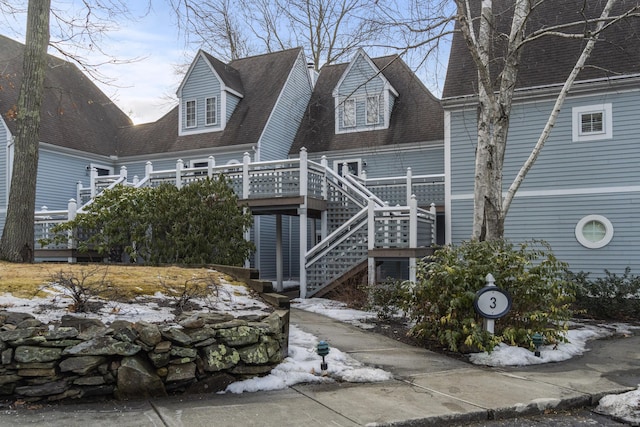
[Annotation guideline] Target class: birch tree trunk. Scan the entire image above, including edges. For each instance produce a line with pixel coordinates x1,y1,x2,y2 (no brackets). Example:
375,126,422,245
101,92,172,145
0,0,51,262
457,0,619,241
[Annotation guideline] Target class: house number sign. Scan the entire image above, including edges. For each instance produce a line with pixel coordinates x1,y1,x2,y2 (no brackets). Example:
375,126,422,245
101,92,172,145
473,274,512,319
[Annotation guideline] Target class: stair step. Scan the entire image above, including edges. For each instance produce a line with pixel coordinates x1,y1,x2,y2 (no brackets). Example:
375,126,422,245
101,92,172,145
261,293,290,309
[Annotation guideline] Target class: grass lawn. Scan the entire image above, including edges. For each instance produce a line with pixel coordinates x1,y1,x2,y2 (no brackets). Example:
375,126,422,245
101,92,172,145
0,262,232,299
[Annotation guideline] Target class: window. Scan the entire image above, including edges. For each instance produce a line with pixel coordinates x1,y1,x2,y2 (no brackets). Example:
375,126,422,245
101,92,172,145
333,159,362,176
575,215,614,249
572,103,612,142
366,95,379,125
205,97,217,126
185,100,196,128
581,112,602,134
343,98,356,128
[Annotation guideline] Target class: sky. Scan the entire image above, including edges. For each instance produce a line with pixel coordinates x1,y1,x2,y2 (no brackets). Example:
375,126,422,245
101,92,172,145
1,1,449,125
2,2,189,124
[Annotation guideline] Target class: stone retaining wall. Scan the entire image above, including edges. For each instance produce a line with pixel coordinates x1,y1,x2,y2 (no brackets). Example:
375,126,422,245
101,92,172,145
0,309,289,402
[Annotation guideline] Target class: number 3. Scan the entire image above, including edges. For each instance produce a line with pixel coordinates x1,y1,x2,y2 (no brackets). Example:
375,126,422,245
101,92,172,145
489,296,497,309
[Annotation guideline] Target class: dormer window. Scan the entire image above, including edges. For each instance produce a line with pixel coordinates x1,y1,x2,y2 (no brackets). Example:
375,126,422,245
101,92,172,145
206,97,217,126
366,95,380,125
185,100,197,128
333,50,398,134
343,98,356,127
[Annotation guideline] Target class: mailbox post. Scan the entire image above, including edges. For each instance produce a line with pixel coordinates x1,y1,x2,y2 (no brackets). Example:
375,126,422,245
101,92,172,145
473,274,512,334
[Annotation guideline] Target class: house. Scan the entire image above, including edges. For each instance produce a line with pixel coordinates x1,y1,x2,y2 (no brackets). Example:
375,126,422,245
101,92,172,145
291,49,445,280
1,35,444,295
443,0,640,277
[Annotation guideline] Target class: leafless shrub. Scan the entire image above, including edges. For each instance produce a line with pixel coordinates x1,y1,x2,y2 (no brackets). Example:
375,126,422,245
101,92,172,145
159,274,223,315
45,267,113,313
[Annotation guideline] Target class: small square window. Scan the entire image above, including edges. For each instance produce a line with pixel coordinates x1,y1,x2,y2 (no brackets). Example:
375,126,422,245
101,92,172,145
185,100,196,128
572,103,612,142
366,95,379,125
343,98,356,128
580,112,603,135
205,97,217,126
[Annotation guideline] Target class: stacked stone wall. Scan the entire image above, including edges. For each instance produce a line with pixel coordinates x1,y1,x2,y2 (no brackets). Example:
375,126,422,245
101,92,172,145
0,309,289,402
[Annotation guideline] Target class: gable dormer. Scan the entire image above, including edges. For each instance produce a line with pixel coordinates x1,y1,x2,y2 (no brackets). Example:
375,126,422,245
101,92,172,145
332,49,398,134
176,51,244,136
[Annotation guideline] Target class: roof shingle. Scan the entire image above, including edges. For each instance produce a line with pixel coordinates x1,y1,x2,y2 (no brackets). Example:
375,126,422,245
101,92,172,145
0,35,132,156
443,0,640,99
290,55,443,155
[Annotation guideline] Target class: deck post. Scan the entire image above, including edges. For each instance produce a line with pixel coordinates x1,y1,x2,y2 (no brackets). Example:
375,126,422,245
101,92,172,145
368,197,376,287
406,167,412,206
76,181,82,205
68,199,78,262
208,156,215,178
276,214,283,292
90,167,97,198
176,159,183,189
145,161,153,179
299,207,307,298
409,195,418,283
120,166,127,180
320,156,328,240
243,152,250,199
300,148,308,197
299,148,308,298
430,203,437,245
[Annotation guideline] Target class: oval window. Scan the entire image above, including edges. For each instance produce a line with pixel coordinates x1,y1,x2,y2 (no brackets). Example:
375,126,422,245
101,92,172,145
575,215,613,249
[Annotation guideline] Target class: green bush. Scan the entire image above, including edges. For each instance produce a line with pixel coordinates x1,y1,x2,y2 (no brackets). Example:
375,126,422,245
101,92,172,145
392,240,575,353
43,176,254,266
570,268,640,320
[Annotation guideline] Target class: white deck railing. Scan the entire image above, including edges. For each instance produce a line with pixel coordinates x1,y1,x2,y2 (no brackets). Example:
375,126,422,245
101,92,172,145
35,148,442,296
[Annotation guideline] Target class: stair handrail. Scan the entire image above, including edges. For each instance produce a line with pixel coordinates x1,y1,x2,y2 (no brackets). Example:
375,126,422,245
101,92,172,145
342,173,385,206
305,206,368,265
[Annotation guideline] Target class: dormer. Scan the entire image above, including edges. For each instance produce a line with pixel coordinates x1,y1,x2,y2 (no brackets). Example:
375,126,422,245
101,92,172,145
176,51,244,136
332,49,398,134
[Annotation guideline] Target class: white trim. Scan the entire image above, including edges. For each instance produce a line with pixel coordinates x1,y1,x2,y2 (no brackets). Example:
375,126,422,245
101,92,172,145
89,163,114,176
575,214,614,249
299,141,444,159
205,96,218,126
184,99,197,129
176,50,244,99
332,49,397,97
189,158,211,168
572,103,612,142
444,110,452,244
332,158,362,176
366,95,380,125
451,184,640,201
342,98,356,128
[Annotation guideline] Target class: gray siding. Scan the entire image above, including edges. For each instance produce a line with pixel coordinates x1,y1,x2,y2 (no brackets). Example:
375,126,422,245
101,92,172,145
309,146,443,178
336,54,387,132
259,52,312,161
180,56,222,133
452,193,640,277
37,149,111,210
450,91,640,196
227,94,241,122
448,88,640,277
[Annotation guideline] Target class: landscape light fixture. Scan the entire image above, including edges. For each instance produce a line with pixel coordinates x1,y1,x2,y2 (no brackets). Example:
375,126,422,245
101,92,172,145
532,332,544,357
316,340,330,371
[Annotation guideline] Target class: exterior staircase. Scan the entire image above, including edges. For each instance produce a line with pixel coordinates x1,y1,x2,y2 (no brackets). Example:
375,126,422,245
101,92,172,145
34,149,442,298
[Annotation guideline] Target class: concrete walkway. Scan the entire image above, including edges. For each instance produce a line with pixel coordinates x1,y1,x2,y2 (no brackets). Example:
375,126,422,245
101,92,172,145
2,309,639,426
